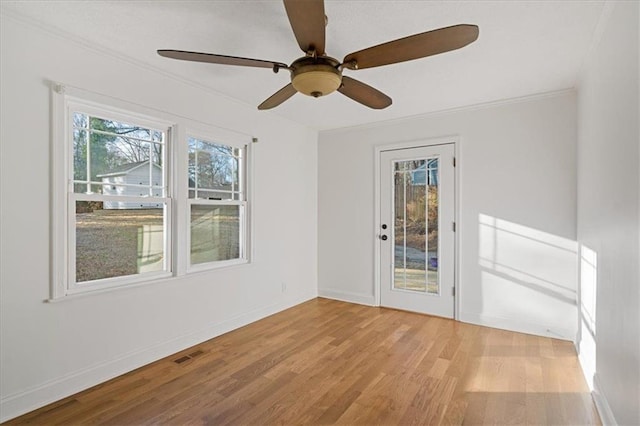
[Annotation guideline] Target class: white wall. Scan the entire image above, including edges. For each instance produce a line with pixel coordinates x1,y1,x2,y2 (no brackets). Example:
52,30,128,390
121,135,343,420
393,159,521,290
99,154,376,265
318,92,578,340
576,2,640,425
0,13,318,421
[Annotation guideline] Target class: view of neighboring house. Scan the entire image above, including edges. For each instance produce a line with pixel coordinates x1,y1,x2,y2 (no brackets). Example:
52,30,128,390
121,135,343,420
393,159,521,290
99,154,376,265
97,161,163,209
410,158,438,186
97,158,238,208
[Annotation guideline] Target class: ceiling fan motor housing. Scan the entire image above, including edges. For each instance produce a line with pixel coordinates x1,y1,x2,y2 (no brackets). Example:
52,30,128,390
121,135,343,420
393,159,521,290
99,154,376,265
290,56,342,98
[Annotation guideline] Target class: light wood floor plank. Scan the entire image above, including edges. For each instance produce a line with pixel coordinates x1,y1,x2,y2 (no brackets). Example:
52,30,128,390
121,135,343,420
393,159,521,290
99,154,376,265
5,298,600,425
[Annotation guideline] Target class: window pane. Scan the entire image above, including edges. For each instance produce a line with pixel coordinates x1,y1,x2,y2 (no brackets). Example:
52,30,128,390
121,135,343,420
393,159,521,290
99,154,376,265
393,159,432,293
188,137,241,200
75,202,165,282
73,113,165,195
73,128,88,183
89,116,154,142
73,112,88,129
427,159,439,294
190,204,240,264
188,140,197,189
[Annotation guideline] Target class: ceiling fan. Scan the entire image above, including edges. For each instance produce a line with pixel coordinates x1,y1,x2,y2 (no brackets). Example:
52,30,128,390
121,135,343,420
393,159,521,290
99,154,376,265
158,0,479,110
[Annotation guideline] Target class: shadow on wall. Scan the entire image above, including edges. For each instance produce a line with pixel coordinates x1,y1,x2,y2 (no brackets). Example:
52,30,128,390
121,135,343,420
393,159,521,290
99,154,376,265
477,214,578,339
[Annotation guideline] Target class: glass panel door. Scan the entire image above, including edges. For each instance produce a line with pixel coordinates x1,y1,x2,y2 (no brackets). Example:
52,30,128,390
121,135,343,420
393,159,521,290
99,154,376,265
379,144,455,318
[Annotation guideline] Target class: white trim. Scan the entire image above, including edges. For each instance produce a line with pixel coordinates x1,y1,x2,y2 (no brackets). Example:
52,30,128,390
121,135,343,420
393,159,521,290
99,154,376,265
53,91,176,299
454,138,461,320
593,374,618,426
46,80,252,140
46,274,176,303
173,124,188,277
68,271,173,296
51,83,69,299
318,289,376,306
67,97,175,135
187,257,249,274
374,145,382,306
0,294,317,423
184,127,251,273
50,82,255,300
246,140,255,263
73,193,170,204
186,124,249,150
373,136,459,320
459,311,575,341
187,199,245,207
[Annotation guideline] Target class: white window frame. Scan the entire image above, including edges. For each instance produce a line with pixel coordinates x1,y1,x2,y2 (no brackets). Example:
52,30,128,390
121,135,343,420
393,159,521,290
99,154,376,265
185,129,250,273
51,84,253,301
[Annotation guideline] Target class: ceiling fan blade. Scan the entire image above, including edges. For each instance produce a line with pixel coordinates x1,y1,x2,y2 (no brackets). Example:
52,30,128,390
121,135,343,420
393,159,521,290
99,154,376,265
158,50,288,69
342,24,479,70
283,0,326,55
338,76,392,109
258,84,297,110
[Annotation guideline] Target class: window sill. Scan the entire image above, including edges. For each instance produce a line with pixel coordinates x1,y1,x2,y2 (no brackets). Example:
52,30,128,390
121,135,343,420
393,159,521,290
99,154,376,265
187,258,249,275
46,259,251,303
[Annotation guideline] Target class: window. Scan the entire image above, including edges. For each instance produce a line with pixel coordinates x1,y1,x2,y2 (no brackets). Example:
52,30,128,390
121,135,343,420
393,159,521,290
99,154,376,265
187,137,247,269
66,103,172,294
52,85,251,299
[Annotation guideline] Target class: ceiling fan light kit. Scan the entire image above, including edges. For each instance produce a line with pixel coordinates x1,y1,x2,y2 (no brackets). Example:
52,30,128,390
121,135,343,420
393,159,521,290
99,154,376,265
158,0,479,110
290,56,342,97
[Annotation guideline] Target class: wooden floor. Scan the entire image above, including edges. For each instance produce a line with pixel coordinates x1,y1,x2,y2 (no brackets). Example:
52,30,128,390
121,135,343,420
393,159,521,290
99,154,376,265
7,298,600,425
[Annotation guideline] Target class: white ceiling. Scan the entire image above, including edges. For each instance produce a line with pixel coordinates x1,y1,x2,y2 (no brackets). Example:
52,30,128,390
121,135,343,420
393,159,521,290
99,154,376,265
2,0,605,130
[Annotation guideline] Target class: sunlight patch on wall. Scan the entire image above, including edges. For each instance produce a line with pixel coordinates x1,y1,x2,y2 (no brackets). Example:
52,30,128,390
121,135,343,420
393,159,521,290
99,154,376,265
478,214,578,337
578,244,597,390
579,245,597,337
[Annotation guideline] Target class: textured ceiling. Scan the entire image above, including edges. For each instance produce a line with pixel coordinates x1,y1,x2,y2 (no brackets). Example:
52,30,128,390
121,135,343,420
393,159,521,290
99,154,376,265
1,1,605,130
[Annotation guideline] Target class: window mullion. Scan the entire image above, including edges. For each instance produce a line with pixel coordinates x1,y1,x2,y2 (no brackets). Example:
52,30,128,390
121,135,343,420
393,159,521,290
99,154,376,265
194,141,199,200
238,149,244,201
148,143,153,197
231,155,236,199
86,120,92,194
173,125,188,277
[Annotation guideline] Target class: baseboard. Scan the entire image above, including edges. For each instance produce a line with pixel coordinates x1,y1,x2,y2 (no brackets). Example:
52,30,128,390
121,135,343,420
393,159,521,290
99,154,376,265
592,374,618,426
459,312,575,341
318,288,376,306
0,293,316,423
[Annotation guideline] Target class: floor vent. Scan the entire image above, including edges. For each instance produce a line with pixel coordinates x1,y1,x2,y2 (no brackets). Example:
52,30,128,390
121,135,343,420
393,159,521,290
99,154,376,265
173,349,205,364
173,356,191,364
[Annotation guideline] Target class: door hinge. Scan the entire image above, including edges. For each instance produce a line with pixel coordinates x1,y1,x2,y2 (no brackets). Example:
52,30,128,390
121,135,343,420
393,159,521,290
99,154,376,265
452,221,456,232
452,287,456,297
453,156,456,167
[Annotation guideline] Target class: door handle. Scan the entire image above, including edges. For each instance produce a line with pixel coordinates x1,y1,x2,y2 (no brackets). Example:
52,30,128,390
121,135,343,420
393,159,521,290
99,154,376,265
380,235,388,241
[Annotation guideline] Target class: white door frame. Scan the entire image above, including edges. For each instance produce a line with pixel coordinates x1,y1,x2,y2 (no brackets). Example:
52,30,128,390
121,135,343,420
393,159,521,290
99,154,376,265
374,135,460,320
